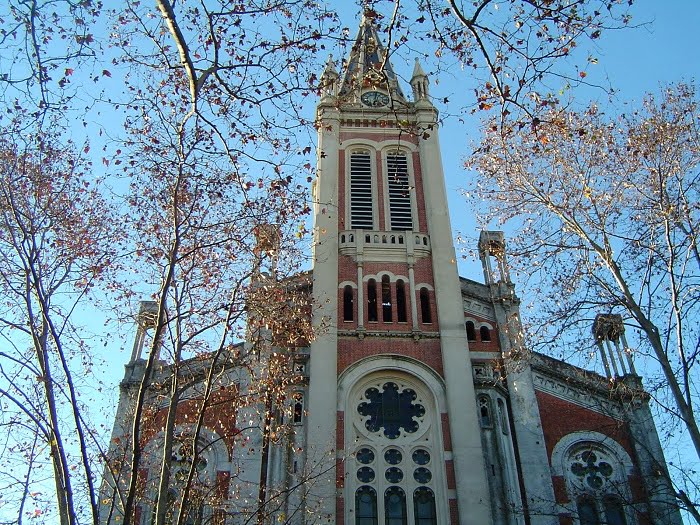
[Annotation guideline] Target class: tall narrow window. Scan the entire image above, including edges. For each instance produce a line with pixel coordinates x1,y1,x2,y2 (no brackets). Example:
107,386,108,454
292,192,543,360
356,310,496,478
419,288,431,324
382,275,392,322
386,152,413,231
478,395,492,427
182,501,204,525
603,496,627,525
576,496,600,525
466,321,476,341
480,325,491,342
384,487,407,525
368,279,378,322
356,486,378,525
413,488,437,525
396,280,407,322
344,285,354,322
350,150,374,229
293,393,304,424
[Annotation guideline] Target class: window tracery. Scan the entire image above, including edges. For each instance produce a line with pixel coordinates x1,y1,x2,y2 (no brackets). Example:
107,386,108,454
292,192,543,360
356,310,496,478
477,395,492,428
348,375,443,524
142,434,214,525
559,440,631,525
357,382,425,439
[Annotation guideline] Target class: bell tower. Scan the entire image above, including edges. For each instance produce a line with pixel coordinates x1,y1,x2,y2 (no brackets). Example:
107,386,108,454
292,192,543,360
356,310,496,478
305,12,491,524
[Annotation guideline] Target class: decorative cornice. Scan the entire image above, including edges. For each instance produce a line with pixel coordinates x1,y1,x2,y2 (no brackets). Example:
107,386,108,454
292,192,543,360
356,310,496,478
532,370,624,419
338,329,440,340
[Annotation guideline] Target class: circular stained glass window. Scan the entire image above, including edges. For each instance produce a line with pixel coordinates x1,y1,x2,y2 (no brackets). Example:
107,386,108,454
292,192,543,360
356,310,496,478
570,449,614,490
357,382,425,439
412,449,430,465
384,449,402,465
357,467,375,483
385,467,403,483
356,448,375,465
413,467,432,483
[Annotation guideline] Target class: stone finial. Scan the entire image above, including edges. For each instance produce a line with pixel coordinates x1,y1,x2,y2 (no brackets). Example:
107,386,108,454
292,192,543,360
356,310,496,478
592,313,637,379
478,230,511,285
410,58,430,101
130,300,159,362
320,55,339,100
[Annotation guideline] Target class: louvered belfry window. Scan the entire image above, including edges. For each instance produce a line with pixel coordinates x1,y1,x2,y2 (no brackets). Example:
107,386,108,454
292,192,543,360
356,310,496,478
350,150,374,229
386,151,413,231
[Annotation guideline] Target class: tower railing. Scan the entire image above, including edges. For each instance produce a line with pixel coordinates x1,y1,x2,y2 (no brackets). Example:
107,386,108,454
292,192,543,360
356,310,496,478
338,229,431,259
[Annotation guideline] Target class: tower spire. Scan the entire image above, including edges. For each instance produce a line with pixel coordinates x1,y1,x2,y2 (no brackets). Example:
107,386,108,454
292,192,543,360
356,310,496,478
338,11,406,102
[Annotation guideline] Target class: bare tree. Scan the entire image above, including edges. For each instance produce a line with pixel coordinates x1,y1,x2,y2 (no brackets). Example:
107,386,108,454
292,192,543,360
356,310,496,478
364,0,634,120
469,82,700,516
102,2,335,524
0,130,119,524
0,0,646,523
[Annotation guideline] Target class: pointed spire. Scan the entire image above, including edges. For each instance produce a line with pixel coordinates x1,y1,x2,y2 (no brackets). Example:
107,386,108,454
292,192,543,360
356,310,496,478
320,54,338,101
338,11,406,102
410,58,430,102
412,57,427,79
322,54,338,79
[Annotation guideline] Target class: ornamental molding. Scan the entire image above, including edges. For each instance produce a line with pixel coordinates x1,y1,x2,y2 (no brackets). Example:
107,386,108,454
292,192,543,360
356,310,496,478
462,298,496,321
338,329,440,340
532,372,623,420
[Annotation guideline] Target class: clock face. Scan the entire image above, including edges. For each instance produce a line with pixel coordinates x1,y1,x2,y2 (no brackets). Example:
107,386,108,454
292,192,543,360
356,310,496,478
361,91,390,107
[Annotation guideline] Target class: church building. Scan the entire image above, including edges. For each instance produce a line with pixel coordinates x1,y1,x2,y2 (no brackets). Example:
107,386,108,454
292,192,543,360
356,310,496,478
101,13,681,525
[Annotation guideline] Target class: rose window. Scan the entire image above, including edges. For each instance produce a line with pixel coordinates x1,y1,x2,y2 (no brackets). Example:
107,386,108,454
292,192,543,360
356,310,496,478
350,377,440,522
412,449,430,465
413,467,432,483
357,382,425,438
570,449,614,490
385,467,404,483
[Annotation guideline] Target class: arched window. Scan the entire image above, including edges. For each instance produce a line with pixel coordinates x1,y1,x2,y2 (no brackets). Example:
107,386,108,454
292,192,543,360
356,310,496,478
576,495,600,525
603,496,627,525
368,279,378,322
396,280,407,323
386,151,413,231
384,486,407,525
478,395,491,427
559,440,631,525
293,392,304,424
344,285,354,322
413,487,437,525
480,326,491,342
350,150,374,229
382,275,392,322
466,321,476,341
419,288,431,324
355,486,378,525
349,374,444,525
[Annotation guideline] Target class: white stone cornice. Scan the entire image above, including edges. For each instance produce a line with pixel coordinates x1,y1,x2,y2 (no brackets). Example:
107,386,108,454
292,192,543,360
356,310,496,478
532,372,623,419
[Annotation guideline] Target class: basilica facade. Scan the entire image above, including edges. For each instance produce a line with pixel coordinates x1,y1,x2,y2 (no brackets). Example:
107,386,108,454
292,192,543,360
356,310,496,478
101,14,681,525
